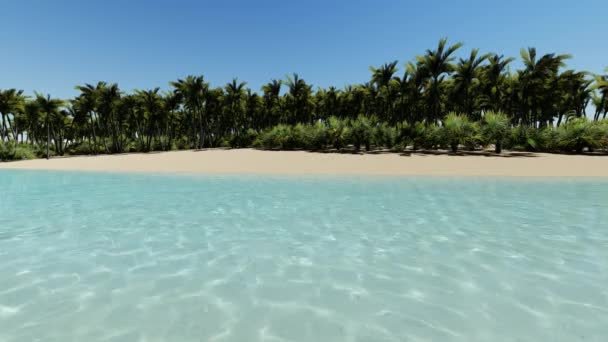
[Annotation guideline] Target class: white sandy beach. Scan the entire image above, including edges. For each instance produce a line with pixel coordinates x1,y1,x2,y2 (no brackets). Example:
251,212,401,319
1,149,608,177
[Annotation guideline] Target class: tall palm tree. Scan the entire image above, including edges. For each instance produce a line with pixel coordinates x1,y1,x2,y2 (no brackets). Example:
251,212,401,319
518,47,571,126
170,75,209,148
34,93,64,159
450,49,490,118
22,101,42,145
74,82,109,153
162,91,182,147
554,70,592,125
97,83,122,152
244,89,262,131
224,78,247,135
284,73,312,124
592,68,608,121
0,89,26,142
479,54,514,112
1,40,607,159
370,61,399,88
416,38,464,122
134,88,162,151
261,79,282,128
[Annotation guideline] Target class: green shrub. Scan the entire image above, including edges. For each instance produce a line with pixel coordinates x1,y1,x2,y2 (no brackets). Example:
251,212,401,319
0,142,37,161
442,112,475,152
537,127,560,152
254,124,294,149
291,123,309,148
32,144,55,158
394,121,411,150
505,125,538,151
410,121,442,150
307,122,328,150
347,115,373,151
151,139,168,151
228,129,258,148
410,121,426,150
556,117,608,153
463,122,481,151
66,141,95,155
327,116,349,150
373,122,398,149
481,111,511,153
598,119,608,151
14,145,36,160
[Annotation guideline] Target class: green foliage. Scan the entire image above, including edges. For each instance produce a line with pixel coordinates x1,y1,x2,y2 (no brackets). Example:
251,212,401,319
306,122,329,150
409,121,443,150
373,122,398,149
347,115,373,151
66,141,95,155
254,122,326,151
393,121,411,150
505,126,538,151
2,39,608,160
228,129,258,148
326,116,349,150
556,117,608,153
442,112,476,152
537,128,561,152
481,111,511,153
0,142,37,161
175,137,191,150
254,124,299,150
463,122,482,151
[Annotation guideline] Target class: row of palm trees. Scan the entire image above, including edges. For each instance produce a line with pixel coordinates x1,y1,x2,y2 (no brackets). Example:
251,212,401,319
1,39,607,158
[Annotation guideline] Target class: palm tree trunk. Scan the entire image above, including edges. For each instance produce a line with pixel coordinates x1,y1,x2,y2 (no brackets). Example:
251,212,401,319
46,112,50,159
1,113,6,142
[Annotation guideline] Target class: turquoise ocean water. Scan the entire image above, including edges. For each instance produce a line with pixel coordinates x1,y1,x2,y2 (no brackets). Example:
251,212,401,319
0,170,607,341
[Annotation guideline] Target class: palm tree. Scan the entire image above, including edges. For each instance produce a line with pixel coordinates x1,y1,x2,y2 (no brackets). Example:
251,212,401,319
261,79,282,128
170,75,209,148
479,54,514,112
96,83,122,152
34,93,64,159
134,88,163,151
162,91,182,148
554,70,592,126
0,89,26,142
1,40,608,159
592,68,608,121
22,101,42,145
244,89,262,131
416,38,464,122
284,73,312,124
450,49,490,118
518,47,571,127
395,62,426,123
370,61,399,88
224,78,247,135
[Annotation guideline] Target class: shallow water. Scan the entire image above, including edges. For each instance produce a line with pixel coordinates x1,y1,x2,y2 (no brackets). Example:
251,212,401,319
0,171,607,342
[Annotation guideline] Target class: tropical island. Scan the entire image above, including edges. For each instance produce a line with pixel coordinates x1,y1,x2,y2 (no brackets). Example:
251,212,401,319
3,0,608,338
1,39,607,176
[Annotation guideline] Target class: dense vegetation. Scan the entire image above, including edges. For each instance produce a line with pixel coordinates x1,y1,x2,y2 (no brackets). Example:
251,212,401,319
1,39,608,161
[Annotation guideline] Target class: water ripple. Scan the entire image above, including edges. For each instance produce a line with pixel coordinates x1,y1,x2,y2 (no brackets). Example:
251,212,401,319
0,171,607,341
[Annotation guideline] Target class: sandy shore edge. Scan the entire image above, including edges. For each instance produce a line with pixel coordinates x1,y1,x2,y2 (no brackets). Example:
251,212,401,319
1,149,608,177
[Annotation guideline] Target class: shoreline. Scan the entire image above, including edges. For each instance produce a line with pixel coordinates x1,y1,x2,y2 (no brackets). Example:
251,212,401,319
1,148,608,177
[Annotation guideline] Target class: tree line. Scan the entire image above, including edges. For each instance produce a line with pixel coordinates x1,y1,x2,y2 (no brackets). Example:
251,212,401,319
1,38,608,160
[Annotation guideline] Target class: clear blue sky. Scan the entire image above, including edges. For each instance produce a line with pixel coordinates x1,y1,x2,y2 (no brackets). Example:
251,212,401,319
2,0,607,99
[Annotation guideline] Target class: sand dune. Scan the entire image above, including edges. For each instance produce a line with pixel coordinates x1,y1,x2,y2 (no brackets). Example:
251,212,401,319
1,149,608,177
